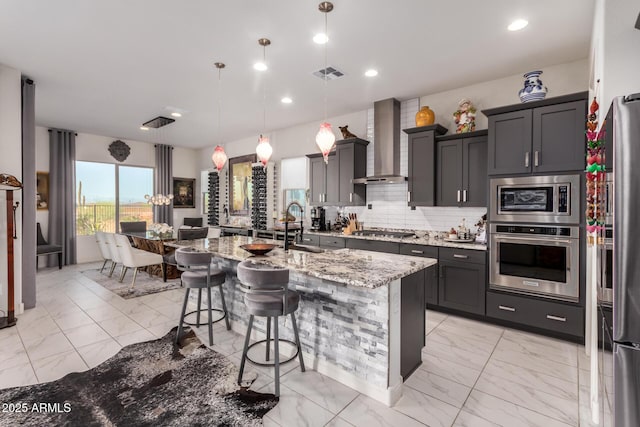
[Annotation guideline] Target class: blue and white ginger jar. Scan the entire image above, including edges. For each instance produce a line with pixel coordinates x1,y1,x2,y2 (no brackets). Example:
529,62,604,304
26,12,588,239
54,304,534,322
518,70,548,103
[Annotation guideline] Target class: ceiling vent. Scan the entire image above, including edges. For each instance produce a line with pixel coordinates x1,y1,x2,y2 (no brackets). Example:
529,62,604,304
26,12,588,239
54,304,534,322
312,66,345,80
142,116,175,129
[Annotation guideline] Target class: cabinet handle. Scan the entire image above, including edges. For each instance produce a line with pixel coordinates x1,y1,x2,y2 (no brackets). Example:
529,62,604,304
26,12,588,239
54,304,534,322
546,314,567,322
457,190,461,202
407,191,411,203
525,151,530,168
349,192,353,203
318,194,322,203
534,151,539,167
453,254,468,259
463,190,468,202
411,249,424,254
499,305,516,312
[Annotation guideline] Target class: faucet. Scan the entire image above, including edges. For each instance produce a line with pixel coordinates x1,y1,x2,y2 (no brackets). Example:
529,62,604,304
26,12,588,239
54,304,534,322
284,201,304,251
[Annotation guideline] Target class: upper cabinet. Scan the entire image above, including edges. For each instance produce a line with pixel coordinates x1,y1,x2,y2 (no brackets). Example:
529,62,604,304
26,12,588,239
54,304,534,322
483,92,587,176
307,138,369,206
436,131,488,207
404,125,448,206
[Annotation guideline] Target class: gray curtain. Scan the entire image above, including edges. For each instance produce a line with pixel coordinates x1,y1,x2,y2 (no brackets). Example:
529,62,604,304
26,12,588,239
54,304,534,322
21,77,36,308
154,144,173,225
49,128,76,266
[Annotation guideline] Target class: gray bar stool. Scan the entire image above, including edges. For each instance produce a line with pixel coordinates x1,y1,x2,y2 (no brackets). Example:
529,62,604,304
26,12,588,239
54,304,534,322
237,259,305,397
175,248,230,346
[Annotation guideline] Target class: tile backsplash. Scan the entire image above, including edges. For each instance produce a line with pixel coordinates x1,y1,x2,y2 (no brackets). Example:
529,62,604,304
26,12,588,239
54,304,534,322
336,98,486,232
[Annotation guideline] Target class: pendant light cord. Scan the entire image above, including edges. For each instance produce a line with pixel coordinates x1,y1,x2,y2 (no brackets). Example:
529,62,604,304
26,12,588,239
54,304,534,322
323,11,328,122
217,67,222,144
263,44,267,133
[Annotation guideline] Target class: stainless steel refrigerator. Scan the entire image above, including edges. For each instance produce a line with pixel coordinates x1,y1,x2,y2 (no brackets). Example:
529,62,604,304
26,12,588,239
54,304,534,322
612,93,640,427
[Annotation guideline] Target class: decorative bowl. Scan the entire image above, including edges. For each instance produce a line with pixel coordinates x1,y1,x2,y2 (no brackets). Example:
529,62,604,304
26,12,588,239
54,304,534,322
240,243,278,256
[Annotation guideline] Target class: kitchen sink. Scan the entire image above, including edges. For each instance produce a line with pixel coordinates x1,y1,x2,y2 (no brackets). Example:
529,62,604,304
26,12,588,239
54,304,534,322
288,244,324,254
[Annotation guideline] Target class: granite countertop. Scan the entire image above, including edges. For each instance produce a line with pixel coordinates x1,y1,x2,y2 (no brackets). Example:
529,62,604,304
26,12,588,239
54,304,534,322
305,230,488,251
166,236,436,289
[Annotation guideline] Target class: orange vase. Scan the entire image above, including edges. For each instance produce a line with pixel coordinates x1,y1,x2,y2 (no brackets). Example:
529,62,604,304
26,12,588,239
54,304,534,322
415,106,435,127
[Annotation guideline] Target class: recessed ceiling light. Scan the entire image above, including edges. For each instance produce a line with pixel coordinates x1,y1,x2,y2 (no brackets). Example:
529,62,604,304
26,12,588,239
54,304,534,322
508,19,528,31
281,97,293,104
140,126,149,131
313,33,329,44
365,69,378,77
253,62,268,71
170,112,182,118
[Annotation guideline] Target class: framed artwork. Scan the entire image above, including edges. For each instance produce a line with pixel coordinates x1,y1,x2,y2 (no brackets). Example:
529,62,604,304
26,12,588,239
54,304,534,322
228,154,256,216
36,171,49,210
172,177,196,208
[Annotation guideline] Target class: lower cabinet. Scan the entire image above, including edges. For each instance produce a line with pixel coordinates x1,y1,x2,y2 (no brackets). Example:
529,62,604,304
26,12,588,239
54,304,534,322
486,291,584,337
438,248,486,315
299,234,320,246
345,239,399,253
401,268,426,379
400,244,439,306
318,236,346,249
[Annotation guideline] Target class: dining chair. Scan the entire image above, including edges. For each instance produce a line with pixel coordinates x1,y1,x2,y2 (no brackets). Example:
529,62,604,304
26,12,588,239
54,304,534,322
36,222,62,269
95,231,112,274
104,232,123,278
114,234,164,288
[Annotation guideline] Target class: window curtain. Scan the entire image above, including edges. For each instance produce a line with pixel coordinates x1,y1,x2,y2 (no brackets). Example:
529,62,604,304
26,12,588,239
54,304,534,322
21,78,36,308
48,128,76,266
154,144,173,225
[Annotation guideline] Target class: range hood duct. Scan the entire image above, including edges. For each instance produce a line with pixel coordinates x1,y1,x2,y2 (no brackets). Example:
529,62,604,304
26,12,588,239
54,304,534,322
352,98,407,184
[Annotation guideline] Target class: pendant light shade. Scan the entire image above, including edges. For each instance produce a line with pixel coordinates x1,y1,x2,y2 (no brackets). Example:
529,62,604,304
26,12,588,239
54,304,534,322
316,122,335,163
212,145,228,171
256,135,273,166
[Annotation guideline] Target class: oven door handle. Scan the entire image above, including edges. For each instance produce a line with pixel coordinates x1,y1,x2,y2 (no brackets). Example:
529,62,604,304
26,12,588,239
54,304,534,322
492,234,574,245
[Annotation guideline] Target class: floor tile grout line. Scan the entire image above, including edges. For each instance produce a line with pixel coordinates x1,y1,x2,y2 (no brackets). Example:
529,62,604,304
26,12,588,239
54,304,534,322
12,324,40,384
451,325,505,427
322,391,360,426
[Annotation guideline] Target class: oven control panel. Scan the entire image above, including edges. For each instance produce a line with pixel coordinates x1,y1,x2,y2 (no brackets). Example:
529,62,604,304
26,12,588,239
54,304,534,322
558,185,568,213
494,225,572,236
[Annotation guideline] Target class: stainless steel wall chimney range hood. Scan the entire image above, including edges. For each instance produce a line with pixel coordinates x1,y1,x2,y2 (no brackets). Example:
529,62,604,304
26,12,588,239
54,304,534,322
352,98,407,184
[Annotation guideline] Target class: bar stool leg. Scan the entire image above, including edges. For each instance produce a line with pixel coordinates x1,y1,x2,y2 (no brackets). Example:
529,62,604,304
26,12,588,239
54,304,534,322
176,288,190,345
266,316,271,362
206,286,214,346
238,315,254,385
291,312,306,372
196,289,202,327
218,285,231,330
274,318,280,397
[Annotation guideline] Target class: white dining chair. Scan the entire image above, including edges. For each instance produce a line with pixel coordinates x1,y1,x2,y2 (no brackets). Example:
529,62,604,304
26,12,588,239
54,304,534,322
104,232,123,278
95,231,112,274
114,233,164,288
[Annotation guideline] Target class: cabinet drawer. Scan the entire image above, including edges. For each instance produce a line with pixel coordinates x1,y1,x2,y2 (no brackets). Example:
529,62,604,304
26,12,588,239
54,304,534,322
439,247,485,264
486,292,584,337
299,234,320,246
346,238,399,253
319,236,346,249
399,244,438,258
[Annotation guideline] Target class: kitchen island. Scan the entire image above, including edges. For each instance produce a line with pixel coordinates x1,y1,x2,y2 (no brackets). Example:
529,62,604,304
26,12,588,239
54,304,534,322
168,236,437,405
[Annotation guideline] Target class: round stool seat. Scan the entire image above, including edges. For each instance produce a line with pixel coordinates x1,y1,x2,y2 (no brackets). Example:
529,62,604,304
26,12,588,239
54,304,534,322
244,290,300,317
181,269,226,288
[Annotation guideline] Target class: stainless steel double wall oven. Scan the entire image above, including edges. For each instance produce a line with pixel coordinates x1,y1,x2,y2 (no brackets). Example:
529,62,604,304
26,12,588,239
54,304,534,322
489,174,581,301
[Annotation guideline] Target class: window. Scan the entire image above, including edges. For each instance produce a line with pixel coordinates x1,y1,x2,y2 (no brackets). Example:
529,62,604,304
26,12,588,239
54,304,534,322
75,161,154,235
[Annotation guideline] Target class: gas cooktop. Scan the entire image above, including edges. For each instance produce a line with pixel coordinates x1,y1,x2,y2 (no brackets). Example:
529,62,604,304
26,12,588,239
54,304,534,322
352,230,415,239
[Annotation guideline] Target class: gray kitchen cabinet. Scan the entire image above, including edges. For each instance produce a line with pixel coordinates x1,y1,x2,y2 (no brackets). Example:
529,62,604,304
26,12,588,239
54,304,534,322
299,234,320,246
399,244,439,306
307,139,368,207
532,100,586,173
436,131,488,207
486,291,584,338
337,139,368,206
404,125,448,206
345,238,399,253
438,248,486,315
484,92,587,176
318,235,346,249
401,268,425,379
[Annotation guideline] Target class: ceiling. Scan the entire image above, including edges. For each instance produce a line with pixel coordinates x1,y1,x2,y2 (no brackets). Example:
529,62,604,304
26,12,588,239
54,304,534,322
0,0,594,149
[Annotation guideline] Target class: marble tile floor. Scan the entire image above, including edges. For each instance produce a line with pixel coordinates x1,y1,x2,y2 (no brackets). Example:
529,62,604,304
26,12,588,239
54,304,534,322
0,263,612,427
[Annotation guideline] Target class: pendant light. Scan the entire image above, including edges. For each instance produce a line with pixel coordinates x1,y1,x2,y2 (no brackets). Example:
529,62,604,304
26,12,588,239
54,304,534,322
255,38,273,167
211,62,228,172
315,1,335,164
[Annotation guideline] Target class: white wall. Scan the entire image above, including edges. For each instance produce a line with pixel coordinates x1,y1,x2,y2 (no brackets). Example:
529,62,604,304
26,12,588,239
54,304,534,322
0,63,23,315
35,127,200,263
600,0,640,109
200,59,589,231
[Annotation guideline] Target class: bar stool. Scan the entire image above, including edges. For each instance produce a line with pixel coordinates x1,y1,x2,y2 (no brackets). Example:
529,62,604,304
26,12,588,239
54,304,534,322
236,259,305,397
175,247,231,346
